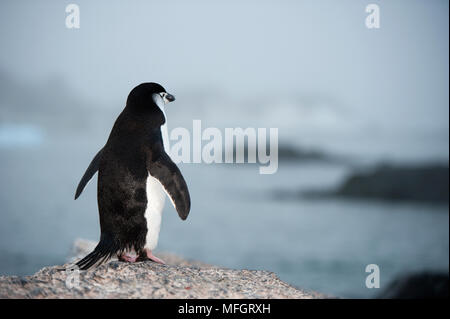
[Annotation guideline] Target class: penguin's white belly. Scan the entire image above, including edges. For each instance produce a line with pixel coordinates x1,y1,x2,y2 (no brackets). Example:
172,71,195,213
145,94,170,251
144,172,166,250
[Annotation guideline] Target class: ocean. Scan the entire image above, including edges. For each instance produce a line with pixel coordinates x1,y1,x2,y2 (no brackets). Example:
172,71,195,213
0,135,448,298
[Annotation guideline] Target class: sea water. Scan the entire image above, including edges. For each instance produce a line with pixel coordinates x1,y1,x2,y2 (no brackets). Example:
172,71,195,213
0,139,448,298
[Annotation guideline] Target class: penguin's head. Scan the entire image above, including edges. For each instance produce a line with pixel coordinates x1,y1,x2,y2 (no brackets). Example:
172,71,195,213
126,82,176,113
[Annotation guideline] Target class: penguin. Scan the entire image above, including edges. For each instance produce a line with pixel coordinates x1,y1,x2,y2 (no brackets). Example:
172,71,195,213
74,82,190,270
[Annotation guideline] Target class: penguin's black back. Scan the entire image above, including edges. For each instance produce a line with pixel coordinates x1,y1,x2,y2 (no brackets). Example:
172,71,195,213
100,106,165,249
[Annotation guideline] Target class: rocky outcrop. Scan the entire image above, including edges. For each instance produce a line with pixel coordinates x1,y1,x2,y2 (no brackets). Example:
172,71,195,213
0,239,322,299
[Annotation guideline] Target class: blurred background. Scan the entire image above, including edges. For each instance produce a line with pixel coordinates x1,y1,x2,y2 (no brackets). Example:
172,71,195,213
0,0,448,298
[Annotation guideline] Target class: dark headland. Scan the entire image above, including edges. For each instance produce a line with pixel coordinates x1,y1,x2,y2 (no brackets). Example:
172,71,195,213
279,163,449,205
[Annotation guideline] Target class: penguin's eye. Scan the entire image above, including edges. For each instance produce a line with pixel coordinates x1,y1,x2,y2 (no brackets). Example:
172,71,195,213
158,92,175,104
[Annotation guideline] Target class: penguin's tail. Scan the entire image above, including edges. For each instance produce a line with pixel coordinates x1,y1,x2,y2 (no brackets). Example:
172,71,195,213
75,234,119,270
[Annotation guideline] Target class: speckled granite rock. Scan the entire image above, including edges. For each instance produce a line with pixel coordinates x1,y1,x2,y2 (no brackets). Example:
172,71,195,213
0,239,322,299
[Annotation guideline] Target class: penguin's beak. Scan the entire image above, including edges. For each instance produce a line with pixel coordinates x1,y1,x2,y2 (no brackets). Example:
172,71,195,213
166,93,176,102
161,92,175,104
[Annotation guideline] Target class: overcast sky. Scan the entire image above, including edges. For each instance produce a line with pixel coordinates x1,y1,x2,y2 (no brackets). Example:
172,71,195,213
0,0,448,160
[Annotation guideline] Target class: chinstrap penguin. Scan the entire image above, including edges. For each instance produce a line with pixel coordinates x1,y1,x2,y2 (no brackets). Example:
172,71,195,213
74,83,191,270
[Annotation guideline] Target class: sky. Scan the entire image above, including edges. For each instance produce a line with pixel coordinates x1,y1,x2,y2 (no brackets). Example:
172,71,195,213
0,0,448,161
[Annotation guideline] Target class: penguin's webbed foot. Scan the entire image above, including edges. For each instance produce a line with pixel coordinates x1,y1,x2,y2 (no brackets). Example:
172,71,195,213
144,249,165,264
118,254,138,263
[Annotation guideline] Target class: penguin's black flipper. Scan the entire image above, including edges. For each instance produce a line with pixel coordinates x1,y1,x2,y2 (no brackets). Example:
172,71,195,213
148,152,191,220
75,148,104,200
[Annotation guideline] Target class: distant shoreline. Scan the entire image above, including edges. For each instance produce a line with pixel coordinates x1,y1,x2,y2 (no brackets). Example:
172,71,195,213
276,162,449,205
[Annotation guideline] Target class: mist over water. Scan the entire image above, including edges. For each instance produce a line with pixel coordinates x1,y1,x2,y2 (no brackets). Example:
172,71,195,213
1,0,448,160
0,0,448,298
